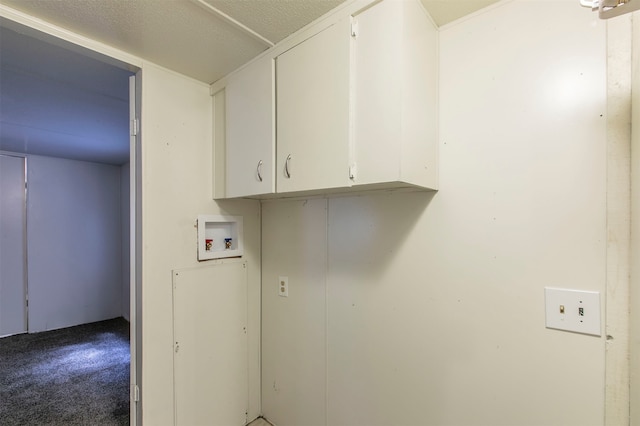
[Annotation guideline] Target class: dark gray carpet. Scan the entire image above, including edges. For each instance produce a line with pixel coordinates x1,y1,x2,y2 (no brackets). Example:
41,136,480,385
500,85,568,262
0,317,130,426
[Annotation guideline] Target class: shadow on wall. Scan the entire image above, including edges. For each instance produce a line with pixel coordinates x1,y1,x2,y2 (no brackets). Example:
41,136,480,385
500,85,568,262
327,190,436,280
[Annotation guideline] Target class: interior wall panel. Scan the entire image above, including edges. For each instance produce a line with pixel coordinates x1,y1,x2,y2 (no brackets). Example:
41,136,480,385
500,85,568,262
0,154,27,337
630,9,640,426
261,1,608,424
27,155,122,332
139,62,262,425
261,198,328,426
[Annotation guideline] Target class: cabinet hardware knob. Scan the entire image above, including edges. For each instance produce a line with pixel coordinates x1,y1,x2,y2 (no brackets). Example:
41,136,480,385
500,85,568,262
284,154,292,178
257,160,263,182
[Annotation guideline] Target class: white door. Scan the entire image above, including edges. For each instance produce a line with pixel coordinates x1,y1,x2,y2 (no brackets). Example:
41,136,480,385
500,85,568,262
276,18,352,193
226,56,275,198
173,262,248,426
0,154,27,337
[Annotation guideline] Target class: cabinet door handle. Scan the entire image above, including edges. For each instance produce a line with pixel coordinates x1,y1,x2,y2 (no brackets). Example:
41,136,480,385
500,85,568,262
284,154,292,178
256,160,263,182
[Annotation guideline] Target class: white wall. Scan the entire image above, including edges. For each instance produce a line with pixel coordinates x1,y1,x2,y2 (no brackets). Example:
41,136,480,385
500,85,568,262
27,155,123,332
262,1,608,425
0,7,263,424
631,11,640,426
121,162,130,321
604,15,632,424
0,154,27,337
262,199,328,426
139,62,262,425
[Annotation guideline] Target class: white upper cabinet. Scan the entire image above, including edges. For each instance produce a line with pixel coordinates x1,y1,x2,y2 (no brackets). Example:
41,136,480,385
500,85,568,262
225,56,275,198
276,18,352,194
211,0,437,199
351,0,438,190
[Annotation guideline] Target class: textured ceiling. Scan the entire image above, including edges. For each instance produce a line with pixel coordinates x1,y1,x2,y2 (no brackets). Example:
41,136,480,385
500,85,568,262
422,0,502,25
0,0,501,165
0,0,501,84
0,0,268,84
200,0,346,44
0,0,347,84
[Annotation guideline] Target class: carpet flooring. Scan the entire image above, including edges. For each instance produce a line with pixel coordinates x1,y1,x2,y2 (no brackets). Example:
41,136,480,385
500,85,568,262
0,317,130,426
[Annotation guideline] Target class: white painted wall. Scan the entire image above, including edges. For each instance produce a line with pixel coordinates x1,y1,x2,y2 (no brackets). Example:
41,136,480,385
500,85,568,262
631,11,640,426
262,199,328,426
139,62,262,425
0,154,27,337
121,162,130,321
604,15,632,425
261,1,608,424
0,7,263,425
27,155,123,332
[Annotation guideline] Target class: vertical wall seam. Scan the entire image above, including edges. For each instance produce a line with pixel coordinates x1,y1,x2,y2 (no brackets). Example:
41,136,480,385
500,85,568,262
630,13,640,425
605,15,633,426
259,201,264,418
325,197,330,426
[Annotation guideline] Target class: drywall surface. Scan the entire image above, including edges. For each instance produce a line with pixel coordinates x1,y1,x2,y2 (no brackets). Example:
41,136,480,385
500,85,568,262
27,155,123,332
0,154,27,337
604,15,632,425
631,11,640,426
262,199,328,426
261,1,607,424
121,162,130,321
139,62,261,425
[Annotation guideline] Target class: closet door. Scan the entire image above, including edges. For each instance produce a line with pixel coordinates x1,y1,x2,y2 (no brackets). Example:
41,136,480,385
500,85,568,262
173,261,248,426
0,154,27,337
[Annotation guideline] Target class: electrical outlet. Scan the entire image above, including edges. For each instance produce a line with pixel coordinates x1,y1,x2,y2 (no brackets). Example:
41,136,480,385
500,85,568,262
278,276,288,297
544,287,601,336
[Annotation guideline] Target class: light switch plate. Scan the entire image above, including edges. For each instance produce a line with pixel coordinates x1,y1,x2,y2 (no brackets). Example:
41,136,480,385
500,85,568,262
544,287,601,336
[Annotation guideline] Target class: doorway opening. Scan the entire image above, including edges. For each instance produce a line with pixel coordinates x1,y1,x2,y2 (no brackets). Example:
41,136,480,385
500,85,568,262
0,18,141,425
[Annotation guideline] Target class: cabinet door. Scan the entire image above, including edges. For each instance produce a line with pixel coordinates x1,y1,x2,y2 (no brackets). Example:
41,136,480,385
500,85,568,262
352,0,437,189
276,19,351,193
226,56,275,198
352,0,402,185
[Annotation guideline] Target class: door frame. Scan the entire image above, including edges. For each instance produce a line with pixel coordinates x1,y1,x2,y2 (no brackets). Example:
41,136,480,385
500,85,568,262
129,72,143,426
0,8,144,425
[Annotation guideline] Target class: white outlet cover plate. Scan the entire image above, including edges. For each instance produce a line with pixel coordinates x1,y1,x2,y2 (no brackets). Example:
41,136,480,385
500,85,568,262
544,287,601,336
